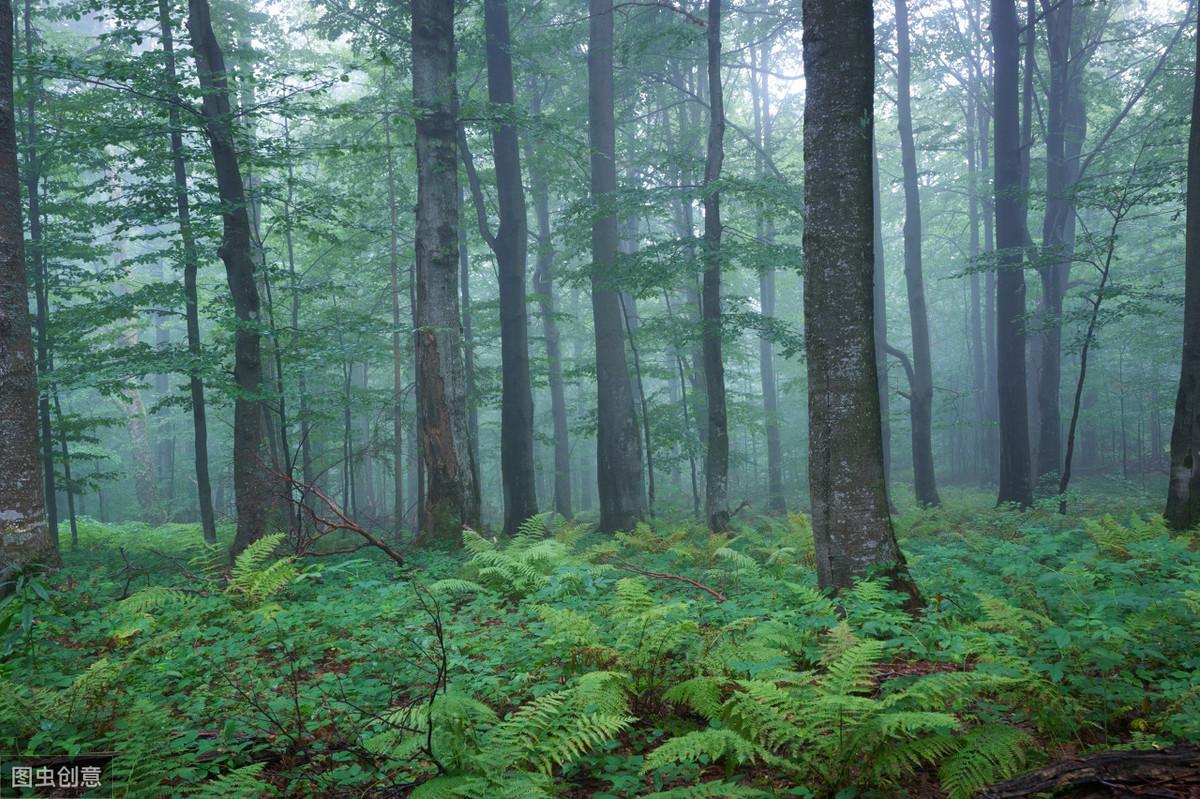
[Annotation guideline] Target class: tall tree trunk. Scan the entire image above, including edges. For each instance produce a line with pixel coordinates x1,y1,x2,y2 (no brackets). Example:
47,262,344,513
526,88,572,520
160,0,216,543
384,99,405,534
0,0,56,581
750,45,786,514
801,0,919,604
992,0,1033,508
872,134,892,498
412,0,478,544
21,0,56,547
588,0,645,533
1165,11,1200,529
457,187,479,473
482,0,537,534
894,0,940,507
967,72,988,484
701,0,728,532
187,0,272,555
1035,0,1084,489
50,386,77,547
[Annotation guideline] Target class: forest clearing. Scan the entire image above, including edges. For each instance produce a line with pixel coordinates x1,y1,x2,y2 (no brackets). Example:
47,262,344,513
1,0,1199,795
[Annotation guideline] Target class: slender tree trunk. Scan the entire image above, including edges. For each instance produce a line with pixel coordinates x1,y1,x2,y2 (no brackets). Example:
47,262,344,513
457,187,479,472
588,0,645,533
967,76,988,484
478,0,538,533
384,101,405,534
801,0,919,604
51,387,77,547
992,0,1033,507
187,0,272,554
872,134,892,498
20,0,56,548
701,0,728,531
748,43,785,514
894,0,940,507
0,0,56,579
620,293,655,516
527,89,572,519
1165,11,1200,529
412,0,478,544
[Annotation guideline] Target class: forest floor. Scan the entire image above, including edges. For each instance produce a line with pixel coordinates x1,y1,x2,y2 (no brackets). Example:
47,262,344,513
2,482,1198,798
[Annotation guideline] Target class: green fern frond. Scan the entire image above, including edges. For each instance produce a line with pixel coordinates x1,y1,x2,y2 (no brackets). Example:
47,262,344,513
188,762,275,798
230,533,286,584
120,585,194,614
429,579,489,596
643,729,758,773
819,639,884,696
939,724,1031,799
664,676,724,719
714,547,761,575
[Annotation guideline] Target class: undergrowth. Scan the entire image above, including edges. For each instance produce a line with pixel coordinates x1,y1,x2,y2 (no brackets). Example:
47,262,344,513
1,493,1197,797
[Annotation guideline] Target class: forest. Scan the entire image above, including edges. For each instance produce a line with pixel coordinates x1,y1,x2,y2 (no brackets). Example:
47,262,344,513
1,0,1199,795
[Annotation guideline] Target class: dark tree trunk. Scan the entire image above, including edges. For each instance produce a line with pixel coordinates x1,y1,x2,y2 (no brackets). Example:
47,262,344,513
872,134,892,497
588,0,645,533
187,0,272,555
412,0,478,544
1165,11,1200,529
160,0,216,543
992,0,1033,508
1036,1,1090,493
384,101,405,534
457,187,479,475
527,88,572,520
801,0,919,604
51,387,76,547
21,0,56,548
701,0,728,532
894,0,940,507
482,0,538,534
0,0,56,580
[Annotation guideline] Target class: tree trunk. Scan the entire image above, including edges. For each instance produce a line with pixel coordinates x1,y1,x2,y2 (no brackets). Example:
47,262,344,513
384,100,405,534
187,0,272,555
701,0,728,532
967,71,988,485
992,0,1033,508
527,88,572,520
1035,0,1079,489
748,43,786,515
20,0,56,548
894,0,940,507
588,0,645,533
412,0,478,544
872,134,892,498
801,0,919,605
1165,10,1200,529
0,0,56,581
481,0,538,534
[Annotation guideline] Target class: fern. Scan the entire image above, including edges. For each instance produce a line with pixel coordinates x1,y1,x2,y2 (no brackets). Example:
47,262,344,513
189,762,276,798
938,724,1031,799
640,781,767,798
642,729,758,772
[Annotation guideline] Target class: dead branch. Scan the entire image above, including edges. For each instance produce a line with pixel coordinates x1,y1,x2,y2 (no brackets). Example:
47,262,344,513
606,557,727,602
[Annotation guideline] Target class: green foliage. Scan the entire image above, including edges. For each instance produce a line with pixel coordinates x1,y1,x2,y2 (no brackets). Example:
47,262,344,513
6,503,1199,797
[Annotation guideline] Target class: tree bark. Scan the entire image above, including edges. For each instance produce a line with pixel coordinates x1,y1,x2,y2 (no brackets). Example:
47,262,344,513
0,0,56,582
748,42,786,515
588,0,645,533
701,0,728,532
801,0,919,605
159,0,216,543
481,0,538,534
1165,10,1200,529
872,134,892,499
527,86,572,520
383,99,405,535
894,0,941,507
187,0,272,555
992,0,1033,508
412,0,478,544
